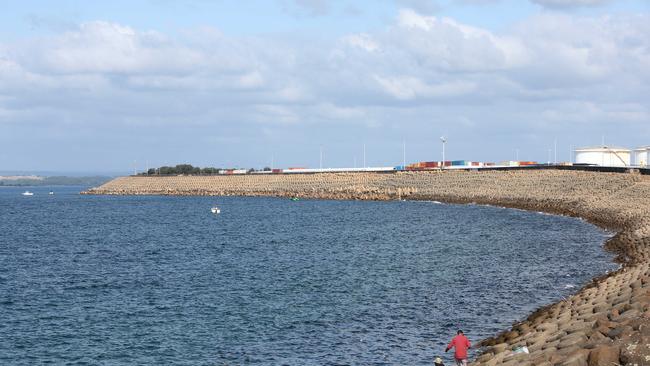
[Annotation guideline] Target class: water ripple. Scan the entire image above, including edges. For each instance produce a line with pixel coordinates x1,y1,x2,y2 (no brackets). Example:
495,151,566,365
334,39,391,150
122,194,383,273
0,186,616,365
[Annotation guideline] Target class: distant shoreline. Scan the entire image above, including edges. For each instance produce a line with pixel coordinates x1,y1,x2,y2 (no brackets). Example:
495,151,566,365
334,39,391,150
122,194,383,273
84,170,650,365
0,176,112,187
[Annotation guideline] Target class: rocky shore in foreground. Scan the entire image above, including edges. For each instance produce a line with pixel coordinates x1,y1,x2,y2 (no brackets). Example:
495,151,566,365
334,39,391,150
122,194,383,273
84,170,650,365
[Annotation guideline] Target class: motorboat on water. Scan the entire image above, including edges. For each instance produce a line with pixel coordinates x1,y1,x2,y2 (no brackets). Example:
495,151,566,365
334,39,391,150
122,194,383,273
211,206,221,214
21,191,34,196
49,191,54,195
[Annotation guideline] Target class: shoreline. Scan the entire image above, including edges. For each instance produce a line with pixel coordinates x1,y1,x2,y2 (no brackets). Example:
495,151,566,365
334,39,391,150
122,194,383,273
83,170,650,365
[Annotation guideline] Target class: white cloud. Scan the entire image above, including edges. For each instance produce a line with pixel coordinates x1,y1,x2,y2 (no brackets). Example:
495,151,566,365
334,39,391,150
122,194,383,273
344,33,379,52
238,71,265,89
281,0,330,16
373,75,476,100
393,9,530,72
21,22,196,74
456,0,502,4
531,0,613,8
395,0,440,15
253,104,300,125
541,101,649,124
1,8,649,169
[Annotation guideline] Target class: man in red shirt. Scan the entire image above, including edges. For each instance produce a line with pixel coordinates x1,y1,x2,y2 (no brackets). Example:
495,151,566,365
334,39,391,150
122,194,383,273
445,330,471,366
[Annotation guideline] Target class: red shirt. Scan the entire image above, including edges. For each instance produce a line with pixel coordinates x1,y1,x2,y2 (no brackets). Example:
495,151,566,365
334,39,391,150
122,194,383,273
447,334,471,360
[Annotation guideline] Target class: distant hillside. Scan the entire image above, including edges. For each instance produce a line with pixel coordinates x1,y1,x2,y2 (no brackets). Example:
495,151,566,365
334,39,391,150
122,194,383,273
0,176,112,187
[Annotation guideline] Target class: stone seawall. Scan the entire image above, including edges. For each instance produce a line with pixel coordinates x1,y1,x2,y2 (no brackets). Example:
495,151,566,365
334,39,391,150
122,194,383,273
84,170,650,365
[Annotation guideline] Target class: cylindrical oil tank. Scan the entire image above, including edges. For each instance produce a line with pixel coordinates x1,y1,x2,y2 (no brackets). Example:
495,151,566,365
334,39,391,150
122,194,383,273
574,146,631,167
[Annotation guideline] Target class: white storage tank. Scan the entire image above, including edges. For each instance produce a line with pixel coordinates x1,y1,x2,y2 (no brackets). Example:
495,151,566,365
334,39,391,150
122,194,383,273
634,146,650,167
574,146,631,167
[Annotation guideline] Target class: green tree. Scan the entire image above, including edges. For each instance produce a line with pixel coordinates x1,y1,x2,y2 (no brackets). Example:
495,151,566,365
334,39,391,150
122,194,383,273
175,164,194,174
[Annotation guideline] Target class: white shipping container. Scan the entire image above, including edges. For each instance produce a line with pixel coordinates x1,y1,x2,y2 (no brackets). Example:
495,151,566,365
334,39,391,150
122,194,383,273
498,161,520,167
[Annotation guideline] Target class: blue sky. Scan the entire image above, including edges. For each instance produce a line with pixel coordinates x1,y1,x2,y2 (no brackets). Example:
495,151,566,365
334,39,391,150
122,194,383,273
1,0,647,37
0,0,649,172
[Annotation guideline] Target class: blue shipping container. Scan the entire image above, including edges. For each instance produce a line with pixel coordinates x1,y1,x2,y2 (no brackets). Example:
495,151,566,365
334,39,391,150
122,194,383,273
451,160,467,166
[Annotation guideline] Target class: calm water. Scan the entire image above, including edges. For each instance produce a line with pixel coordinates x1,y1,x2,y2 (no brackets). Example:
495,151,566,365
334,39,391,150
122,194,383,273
0,186,616,365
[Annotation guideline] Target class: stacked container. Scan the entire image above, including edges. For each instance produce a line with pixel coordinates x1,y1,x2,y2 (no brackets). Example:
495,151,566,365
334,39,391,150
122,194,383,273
518,161,538,166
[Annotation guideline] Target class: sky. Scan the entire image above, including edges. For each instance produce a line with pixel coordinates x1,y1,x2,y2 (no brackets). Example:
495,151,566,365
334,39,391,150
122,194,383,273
0,0,649,173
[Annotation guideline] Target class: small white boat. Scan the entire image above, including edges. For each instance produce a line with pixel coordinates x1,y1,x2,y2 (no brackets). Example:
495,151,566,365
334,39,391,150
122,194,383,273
211,206,221,214
21,191,34,196
49,191,54,195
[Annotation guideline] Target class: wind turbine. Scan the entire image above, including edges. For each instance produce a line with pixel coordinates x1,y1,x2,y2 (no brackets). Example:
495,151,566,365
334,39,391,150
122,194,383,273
440,136,447,169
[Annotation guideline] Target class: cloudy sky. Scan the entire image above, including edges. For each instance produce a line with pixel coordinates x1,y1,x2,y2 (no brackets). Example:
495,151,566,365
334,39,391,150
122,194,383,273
0,0,648,172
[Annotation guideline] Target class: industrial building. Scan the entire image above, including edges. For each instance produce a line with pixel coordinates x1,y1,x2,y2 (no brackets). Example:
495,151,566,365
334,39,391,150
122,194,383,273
634,146,650,167
574,146,631,167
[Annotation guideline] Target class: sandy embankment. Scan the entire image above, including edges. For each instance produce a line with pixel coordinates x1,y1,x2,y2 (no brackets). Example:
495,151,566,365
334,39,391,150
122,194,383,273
84,170,650,365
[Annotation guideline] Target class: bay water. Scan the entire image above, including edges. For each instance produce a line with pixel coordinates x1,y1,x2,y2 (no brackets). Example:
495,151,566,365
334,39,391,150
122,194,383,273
0,186,617,365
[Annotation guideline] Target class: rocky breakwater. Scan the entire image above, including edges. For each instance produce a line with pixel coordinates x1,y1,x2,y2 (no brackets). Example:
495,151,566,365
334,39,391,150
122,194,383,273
84,170,650,365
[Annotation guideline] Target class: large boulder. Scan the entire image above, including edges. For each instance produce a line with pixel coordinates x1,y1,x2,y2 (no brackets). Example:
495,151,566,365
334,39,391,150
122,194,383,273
587,345,620,366
619,336,650,365
557,349,590,366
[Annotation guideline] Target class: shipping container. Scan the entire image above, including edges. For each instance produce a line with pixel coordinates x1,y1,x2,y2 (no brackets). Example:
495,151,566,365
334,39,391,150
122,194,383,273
272,169,282,174
451,160,467,166
499,161,520,166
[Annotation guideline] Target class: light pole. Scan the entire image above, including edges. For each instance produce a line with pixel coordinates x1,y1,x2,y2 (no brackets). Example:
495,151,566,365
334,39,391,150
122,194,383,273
440,136,447,169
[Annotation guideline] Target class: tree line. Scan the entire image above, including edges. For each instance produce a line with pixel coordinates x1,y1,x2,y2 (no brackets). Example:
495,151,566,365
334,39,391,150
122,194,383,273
140,164,272,176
